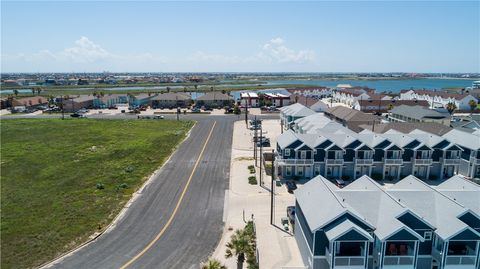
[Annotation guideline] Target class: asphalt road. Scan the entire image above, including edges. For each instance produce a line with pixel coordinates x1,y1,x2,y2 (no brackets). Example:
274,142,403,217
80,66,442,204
36,113,278,269
4,112,277,269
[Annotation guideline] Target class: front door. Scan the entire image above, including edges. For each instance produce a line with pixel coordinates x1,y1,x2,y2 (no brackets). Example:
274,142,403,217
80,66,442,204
296,166,304,177
415,166,427,179
332,166,341,178
385,166,398,180
357,166,370,178
443,166,454,178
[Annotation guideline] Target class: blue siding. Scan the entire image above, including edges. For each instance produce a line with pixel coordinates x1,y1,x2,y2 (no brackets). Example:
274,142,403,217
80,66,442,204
296,201,314,251
314,231,329,256
451,228,480,240
398,212,432,230
386,229,419,241
459,212,480,231
374,149,384,162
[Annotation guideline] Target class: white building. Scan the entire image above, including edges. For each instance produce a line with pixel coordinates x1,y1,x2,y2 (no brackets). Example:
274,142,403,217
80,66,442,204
400,89,477,111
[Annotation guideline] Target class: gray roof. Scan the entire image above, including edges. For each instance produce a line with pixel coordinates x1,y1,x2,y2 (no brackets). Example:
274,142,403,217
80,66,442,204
436,176,480,215
387,176,478,240
276,130,299,149
325,219,373,242
443,129,480,150
196,92,232,101
390,105,450,120
73,95,95,102
296,174,480,242
151,92,191,101
310,100,329,112
281,103,315,118
359,122,452,136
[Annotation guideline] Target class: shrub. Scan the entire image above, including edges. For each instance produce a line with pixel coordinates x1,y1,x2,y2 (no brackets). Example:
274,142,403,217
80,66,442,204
248,176,257,185
125,165,134,173
96,183,105,190
248,165,255,170
118,183,128,189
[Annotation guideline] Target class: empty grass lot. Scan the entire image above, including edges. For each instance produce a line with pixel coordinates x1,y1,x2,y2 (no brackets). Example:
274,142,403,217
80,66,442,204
0,119,193,269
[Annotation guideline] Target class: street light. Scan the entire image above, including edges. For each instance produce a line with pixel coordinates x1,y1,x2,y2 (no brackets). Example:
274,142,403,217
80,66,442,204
270,149,275,225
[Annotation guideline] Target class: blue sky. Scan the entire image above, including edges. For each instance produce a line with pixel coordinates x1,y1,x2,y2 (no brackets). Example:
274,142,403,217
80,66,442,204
1,1,479,72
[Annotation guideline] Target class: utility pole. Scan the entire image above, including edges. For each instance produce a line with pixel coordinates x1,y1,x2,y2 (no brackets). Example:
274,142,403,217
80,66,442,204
270,149,275,225
259,126,263,186
245,102,248,127
254,116,257,166
61,96,65,120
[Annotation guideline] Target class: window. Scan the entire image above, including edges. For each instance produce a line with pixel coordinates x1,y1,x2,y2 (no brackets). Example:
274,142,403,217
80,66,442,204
424,231,432,241
335,151,343,159
300,151,307,159
335,242,365,257
284,149,290,156
385,241,415,256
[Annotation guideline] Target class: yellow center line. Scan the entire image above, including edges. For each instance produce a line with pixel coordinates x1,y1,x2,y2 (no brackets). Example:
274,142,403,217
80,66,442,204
119,121,217,269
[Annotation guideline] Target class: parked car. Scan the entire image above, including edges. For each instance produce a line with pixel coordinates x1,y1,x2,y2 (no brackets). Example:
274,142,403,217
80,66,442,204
256,138,270,147
153,115,165,119
249,124,261,130
76,108,89,113
285,181,297,193
70,113,86,118
191,108,201,113
334,179,346,188
286,206,296,225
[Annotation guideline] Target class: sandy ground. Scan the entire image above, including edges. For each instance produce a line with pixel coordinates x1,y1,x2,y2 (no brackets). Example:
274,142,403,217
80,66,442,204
0,109,12,115
210,119,304,269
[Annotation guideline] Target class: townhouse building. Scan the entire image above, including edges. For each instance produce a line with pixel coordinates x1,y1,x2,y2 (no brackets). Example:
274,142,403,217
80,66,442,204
399,90,477,111
443,129,480,179
275,120,469,181
353,100,429,114
240,92,260,107
332,88,386,107
294,175,480,269
288,87,333,99
279,103,315,131
150,92,191,108
264,93,291,107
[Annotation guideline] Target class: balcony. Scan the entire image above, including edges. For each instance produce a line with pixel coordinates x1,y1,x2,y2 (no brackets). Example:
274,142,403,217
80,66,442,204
384,158,403,165
445,255,477,266
469,157,480,165
276,158,313,166
383,256,415,267
413,158,433,165
355,159,373,165
443,158,461,165
326,159,344,165
325,247,366,268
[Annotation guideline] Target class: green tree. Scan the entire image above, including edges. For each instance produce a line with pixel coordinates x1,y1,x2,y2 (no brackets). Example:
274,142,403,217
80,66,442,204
225,221,257,269
201,259,227,269
387,103,394,111
468,99,477,113
37,88,42,95
166,86,171,93
31,88,36,96
13,89,19,97
446,102,457,115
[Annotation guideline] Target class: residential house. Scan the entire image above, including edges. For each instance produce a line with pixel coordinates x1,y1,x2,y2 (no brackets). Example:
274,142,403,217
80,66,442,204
129,94,155,107
279,103,315,131
389,105,451,126
325,106,381,132
275,123,466,181
62,95,95,112
359,122,452,136
288,87,333,98
310,100,330,112
151,92,191,108
92,94,128,109
443,129,480,179
294,174,480,269
195,92,233,108
240,92,260,107
399,89,477,111
12,96,48,109
353,99,429,114
264,93,291,107
332,87,380,107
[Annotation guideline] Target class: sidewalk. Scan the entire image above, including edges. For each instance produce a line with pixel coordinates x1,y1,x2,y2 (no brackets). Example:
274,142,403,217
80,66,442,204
210,120,304,269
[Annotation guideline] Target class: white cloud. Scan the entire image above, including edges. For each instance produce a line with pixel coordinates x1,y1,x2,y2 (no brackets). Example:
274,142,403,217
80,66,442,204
262,37,316,63
61,36,111,63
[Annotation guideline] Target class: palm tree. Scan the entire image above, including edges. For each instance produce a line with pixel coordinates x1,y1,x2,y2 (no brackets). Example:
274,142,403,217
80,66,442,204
201,259,227,269
387,103,394,111
210,86,214,92
225,223,256,269
468,99,477,114
194,84,198,91
183,86,187,93
166,86,171,93
37,88,42,95
446,102,457,115
13,89,19,97
31,88,36,96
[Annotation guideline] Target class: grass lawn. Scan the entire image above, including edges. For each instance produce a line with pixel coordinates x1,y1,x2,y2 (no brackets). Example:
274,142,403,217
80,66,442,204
0,119,193,269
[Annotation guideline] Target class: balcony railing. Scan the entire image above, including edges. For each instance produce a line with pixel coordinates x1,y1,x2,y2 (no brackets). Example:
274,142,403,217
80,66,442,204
383,256,415,266
334,257,365,266
276,159,313,166
442,158,461,165
469,157,480,165
413,158,433,165
326,159,344,165
384,158,403,165
445,255,476,265
355,159,373,165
